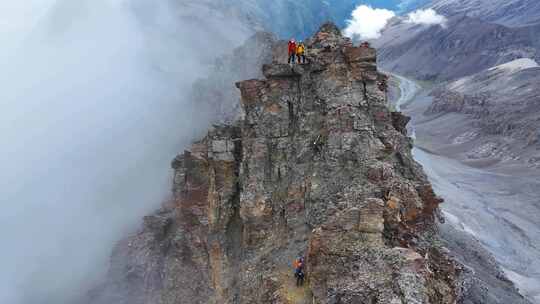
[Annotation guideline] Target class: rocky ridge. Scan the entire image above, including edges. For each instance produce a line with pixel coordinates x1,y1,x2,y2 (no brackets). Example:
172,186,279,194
89,23,472,304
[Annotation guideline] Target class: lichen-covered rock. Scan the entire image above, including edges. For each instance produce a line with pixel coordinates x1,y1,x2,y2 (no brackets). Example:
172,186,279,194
89,23,461,304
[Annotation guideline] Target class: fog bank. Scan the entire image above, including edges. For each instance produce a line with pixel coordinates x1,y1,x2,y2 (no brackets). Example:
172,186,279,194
0,0,249,303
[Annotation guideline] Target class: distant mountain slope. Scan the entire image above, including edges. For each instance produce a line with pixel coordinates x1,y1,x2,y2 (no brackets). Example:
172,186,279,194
423,59,540,167
374,15,540,81
429,0,540,27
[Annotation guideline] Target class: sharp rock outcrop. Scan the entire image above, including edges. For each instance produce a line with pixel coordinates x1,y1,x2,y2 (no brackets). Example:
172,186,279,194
89,23,465,304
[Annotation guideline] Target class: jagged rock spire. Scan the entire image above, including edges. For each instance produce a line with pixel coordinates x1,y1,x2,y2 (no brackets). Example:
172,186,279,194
308,21,351,51
317,21,342,36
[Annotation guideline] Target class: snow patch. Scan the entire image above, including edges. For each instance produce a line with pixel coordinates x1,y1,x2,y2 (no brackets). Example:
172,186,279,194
489,58,539,74
447,76,472,91
462,224,478,238
453,130,479,144
442,210,460,225
503,268,540,302
442,211,479,238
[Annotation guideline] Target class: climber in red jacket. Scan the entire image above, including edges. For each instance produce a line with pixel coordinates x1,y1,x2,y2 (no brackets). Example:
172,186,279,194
288,39,297,64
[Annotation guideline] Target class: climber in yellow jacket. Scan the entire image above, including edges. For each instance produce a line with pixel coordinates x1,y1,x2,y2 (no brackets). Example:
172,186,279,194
296,41,306,64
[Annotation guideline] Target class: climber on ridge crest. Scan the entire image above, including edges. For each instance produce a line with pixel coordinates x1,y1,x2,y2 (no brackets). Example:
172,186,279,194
296,41,306,64
288,39,297,64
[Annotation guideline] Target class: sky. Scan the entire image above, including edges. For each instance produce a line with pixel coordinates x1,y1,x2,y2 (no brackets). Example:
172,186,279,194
360,0,402,9
359,0,428,11
0,0,426,46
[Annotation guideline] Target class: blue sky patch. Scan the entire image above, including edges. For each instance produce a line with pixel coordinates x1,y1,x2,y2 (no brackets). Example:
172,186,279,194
358,0,428,12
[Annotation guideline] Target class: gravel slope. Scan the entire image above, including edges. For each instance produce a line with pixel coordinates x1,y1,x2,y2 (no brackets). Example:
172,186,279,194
393,75,538,303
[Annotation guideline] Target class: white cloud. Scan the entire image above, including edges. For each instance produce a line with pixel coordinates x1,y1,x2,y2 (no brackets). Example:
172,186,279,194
343,5,396,40
0,0,250,303
406,8,447,27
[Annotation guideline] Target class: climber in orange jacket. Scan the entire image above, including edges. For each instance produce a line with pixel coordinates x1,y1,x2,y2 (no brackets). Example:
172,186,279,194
293,257,305,286
288,39,297,64
293,257,304,270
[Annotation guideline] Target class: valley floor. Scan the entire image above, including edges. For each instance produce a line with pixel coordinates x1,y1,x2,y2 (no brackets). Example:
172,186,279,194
392,75,540,303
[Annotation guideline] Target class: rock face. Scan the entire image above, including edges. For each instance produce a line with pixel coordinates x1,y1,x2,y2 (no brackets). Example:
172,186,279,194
90,23,463,304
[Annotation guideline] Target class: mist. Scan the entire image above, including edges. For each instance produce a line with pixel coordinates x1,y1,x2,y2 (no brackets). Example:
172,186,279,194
0,0,250,303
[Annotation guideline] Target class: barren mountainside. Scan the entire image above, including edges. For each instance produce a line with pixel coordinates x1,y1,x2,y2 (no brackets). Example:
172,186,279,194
423,60,540,168
375,2,540,302
375,15,540,81
429,0,540,27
